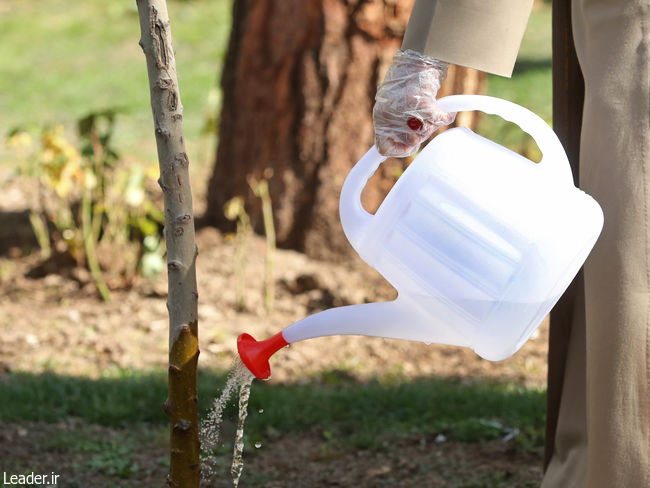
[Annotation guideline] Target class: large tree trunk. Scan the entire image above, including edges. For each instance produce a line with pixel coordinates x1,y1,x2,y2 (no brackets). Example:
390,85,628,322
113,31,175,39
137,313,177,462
206,0,486,261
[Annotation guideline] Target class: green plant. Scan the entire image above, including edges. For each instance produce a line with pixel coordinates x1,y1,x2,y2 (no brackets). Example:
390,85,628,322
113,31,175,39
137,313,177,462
319,428,341,459
249,174,276,314
8,126,82,260
6,112,165,298
53,431,141,480
222,175,276,314
224,196,251,311
85,442,139,479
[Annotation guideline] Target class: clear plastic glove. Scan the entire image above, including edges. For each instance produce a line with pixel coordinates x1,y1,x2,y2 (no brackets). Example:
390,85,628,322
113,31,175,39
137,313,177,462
373,49,456,158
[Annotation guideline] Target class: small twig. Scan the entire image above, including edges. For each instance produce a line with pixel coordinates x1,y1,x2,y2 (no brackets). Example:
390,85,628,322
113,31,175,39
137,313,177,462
28,211,51,260
249,176,276,314
224,197,250,312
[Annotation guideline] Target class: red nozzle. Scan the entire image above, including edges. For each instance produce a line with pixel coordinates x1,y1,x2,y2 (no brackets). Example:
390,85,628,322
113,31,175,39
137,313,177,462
237,332,288,379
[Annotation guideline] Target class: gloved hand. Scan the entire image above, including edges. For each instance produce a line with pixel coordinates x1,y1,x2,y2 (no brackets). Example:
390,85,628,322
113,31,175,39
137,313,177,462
373,49,455,158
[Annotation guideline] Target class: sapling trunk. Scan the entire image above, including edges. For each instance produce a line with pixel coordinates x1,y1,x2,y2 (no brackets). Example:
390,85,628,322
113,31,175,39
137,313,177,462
136,2,200,487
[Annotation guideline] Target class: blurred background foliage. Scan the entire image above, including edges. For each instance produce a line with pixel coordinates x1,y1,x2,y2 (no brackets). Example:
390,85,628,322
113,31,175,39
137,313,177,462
0,0,550,291
0,0,231,172
7,110,166,297
0,0,550,173
1,0,232,294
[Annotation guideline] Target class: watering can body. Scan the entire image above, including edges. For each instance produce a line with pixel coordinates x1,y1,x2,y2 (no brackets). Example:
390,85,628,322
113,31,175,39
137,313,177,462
238,95,604,378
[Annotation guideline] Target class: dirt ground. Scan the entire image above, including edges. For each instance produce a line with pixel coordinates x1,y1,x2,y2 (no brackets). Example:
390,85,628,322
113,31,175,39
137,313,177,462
0,224,549,386
0,193,549,486
0,420,542,488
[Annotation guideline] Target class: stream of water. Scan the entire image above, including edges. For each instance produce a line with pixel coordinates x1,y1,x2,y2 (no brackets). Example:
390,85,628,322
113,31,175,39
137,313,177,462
200,358,255,485
230,377,253,487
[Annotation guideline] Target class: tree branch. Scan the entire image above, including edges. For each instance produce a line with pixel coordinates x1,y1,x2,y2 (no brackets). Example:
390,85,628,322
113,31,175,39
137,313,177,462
136,1,200,486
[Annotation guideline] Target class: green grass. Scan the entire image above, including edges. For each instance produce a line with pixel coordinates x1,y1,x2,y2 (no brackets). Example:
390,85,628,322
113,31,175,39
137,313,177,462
0,0,231,167
0,369,545,451
478,2,552,160
1,0,551,171
27,423,169,486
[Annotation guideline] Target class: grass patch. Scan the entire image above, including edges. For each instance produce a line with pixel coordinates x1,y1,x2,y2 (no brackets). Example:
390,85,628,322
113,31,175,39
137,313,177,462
478,2,552,160
1,1,550,169
80,441,140,479
249,374,545,451
0,0,231,167
0,369,545,451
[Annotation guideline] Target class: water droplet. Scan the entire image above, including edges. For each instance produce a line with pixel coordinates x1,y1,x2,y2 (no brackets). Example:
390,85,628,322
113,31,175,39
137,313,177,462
254,441,262,449
258,409,264,414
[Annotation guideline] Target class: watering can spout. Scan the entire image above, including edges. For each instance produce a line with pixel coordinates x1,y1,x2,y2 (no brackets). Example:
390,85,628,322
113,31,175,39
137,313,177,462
237,332,288,380
238,299,429,379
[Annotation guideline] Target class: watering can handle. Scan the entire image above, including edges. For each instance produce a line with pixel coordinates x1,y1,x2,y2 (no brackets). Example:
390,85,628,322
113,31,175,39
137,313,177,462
340,95,573,251
436,95,574,184
339,145,386,250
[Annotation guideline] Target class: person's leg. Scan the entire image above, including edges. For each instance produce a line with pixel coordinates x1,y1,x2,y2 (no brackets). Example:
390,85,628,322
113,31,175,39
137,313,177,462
572,0,650,485
541,276,587,488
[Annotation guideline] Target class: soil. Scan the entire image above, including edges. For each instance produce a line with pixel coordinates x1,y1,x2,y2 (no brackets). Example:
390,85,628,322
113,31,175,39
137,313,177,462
232,434,542,488
0,421,542,488
0,188,549,486
0,225,549,386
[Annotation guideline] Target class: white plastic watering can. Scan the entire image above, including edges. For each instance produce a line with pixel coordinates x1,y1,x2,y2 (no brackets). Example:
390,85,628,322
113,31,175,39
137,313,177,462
238,95,604,379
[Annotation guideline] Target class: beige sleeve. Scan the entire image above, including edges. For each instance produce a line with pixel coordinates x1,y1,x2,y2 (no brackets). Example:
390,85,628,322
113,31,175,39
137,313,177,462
402,0,534,77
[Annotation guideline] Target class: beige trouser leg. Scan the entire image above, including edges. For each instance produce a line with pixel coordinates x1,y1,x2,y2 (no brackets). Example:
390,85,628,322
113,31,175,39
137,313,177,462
542,276,588,487
543,0,650,486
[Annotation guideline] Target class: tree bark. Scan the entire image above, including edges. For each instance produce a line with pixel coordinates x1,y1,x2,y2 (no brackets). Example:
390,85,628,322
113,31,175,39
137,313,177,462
206,0,486,261
136,2,200,487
